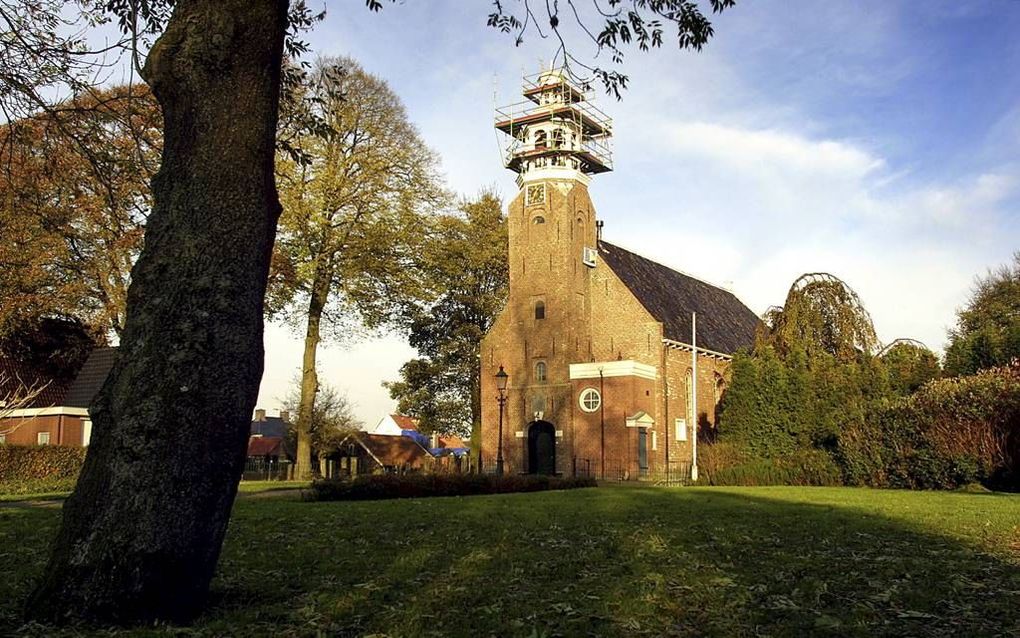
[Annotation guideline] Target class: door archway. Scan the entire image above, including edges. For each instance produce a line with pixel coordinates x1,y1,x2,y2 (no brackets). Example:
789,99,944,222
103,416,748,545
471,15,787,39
527,421,556,475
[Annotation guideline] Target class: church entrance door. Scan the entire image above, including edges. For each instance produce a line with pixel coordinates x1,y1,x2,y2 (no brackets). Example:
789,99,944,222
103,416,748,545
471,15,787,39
637,428,649,475
527,421,556,475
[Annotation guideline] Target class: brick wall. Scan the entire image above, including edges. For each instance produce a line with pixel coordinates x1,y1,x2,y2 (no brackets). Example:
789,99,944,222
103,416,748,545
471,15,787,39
0,413,87,446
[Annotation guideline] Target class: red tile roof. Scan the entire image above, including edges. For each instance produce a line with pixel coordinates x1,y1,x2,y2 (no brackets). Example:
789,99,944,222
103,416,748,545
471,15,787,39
247,436,283,457
390,414,419,430
0,356,71,409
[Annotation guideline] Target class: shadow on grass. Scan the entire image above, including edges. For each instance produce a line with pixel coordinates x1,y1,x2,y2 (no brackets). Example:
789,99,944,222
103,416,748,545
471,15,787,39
2,487,1019,637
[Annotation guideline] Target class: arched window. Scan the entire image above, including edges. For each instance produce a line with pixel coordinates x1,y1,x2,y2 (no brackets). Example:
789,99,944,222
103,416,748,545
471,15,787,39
535,361,547,382
532,216,546,224
534,130,547,148
534,301,545,320
714,373,726,406
579,388,601,413
551,129,564,148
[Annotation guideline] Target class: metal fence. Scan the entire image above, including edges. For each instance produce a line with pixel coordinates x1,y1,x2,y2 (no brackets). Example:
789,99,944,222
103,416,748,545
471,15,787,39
471,456,695,485
241,458,292,481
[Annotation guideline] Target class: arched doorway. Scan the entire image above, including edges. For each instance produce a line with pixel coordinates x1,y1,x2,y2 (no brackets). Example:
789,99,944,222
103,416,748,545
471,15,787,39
527,421,556,475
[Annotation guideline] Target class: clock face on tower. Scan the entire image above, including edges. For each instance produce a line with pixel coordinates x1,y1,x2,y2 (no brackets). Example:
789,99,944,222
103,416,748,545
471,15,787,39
525,183,546,206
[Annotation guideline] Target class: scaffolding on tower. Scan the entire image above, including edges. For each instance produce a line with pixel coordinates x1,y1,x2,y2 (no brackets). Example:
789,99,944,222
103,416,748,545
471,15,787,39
494,69,613,176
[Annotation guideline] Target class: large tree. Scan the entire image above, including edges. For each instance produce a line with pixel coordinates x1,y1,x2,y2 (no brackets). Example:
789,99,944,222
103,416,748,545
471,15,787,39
16,0,735,625
944,252,1020,377
0,85,160,338
385,190,508,440
269,56,446,480
24,0,289,624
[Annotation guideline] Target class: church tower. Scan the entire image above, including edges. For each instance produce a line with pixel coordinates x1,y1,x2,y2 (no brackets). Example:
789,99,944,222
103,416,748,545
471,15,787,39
481,69,613,475
481,69,760,482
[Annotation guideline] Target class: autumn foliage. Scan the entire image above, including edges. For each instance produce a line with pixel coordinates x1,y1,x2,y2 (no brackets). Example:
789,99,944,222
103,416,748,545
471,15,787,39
0,85,160,338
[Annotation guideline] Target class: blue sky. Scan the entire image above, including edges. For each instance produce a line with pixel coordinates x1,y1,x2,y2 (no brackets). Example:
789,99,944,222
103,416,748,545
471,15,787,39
258,1,1020,425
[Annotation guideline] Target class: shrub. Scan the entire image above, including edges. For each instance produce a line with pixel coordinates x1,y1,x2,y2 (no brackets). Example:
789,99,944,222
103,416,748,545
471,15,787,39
700,444,842,486
304,473,597,502
0,445,85,494
837,362,1020,490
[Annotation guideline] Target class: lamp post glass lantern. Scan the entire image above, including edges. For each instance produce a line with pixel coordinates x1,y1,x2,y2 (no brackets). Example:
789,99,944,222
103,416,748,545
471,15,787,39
495,365,509,476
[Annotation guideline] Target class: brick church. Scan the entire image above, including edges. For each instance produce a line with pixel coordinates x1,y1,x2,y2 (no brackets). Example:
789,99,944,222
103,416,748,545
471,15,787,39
480,69,760,479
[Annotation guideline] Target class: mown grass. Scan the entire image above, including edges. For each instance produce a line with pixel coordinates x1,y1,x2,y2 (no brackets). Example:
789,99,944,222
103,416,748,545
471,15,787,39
0,480,307,502
2,486,1018,637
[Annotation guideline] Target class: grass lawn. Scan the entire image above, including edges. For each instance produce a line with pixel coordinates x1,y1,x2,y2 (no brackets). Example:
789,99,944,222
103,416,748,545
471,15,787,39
2,486,1018,637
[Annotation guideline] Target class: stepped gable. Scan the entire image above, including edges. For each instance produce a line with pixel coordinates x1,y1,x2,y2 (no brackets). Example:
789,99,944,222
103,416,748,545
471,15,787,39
598,241,760,355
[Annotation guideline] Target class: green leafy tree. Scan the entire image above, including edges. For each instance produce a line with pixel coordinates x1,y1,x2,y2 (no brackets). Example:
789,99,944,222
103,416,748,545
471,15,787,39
944,252,1020,376
269,56,447,480
385,191,508,439
758,272,879,362
21,1,735,624
881,341,941,395
722,272,892,457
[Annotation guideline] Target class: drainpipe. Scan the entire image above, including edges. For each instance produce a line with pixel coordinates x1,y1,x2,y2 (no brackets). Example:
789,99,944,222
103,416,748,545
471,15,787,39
599,367,605,479
691,312,699,483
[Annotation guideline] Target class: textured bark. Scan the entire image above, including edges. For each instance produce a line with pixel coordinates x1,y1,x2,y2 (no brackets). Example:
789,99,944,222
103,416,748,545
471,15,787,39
25,0,289,625
295,256,331,480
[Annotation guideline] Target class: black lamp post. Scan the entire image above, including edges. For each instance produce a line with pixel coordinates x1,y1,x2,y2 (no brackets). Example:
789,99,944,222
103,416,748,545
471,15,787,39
495,365,509,476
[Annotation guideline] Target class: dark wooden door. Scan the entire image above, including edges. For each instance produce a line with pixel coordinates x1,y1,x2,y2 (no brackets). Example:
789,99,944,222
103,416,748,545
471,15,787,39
638,428,648,471
528,421,556,475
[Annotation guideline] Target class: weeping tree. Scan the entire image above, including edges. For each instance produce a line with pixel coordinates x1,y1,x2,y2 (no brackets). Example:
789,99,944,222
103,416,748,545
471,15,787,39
722,272,887,453
877,339,941,396
13,0,737,625
758,272,879,362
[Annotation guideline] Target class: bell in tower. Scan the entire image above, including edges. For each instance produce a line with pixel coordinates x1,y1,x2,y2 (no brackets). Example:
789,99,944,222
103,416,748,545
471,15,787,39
495,67,613,188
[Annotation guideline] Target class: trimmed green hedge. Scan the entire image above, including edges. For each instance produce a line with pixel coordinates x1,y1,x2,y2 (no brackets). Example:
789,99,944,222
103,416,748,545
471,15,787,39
700,443,843,486
304,473,597,502
0,445,85,495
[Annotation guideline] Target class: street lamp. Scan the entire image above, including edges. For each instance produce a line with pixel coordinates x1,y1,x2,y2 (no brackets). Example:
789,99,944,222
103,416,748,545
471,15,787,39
495,365,509,476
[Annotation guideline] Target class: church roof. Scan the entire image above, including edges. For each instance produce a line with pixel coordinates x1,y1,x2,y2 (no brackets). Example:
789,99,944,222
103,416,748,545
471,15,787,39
598,241,761,355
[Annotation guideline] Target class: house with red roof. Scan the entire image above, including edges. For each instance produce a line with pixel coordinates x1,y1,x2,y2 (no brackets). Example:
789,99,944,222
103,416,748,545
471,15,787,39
335,431,433,476
0,347,116,446
366,413,420,437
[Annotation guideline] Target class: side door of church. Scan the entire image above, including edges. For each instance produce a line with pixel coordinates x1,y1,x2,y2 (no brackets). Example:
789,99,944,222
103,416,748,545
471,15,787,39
637,428,648,475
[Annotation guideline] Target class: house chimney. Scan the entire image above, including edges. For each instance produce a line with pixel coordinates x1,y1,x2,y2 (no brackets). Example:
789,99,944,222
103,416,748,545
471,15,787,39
255,409,266,422
596,220,604,242
280,409,290,423
430,433,439,449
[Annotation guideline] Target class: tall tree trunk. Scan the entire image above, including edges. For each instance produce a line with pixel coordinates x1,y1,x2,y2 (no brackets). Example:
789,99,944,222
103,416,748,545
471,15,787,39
295,256,331,480
25,0,289,625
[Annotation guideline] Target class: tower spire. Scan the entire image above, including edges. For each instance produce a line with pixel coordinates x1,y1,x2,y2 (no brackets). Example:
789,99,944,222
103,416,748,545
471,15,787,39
494,67,613,187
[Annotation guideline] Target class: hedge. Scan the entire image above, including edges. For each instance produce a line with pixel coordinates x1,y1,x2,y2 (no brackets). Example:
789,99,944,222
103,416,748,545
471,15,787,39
836,362,1020,490
304,473,597,502
699,442,843,487
0,445,86,495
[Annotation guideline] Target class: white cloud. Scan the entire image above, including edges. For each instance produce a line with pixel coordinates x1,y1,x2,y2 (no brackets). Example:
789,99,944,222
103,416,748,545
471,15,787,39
609,119,1018,353
660,121,885,178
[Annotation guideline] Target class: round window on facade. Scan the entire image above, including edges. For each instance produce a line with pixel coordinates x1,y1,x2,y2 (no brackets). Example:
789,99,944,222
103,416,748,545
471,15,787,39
579,388,601,413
